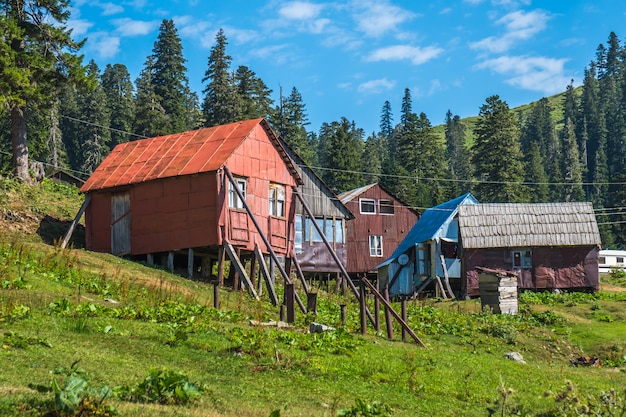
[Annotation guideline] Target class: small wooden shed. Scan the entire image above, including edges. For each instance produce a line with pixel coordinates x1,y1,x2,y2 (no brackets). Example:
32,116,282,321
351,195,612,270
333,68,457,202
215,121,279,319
377,193,478,298
459,202,602,296
79,118,302,278
338,183,419,278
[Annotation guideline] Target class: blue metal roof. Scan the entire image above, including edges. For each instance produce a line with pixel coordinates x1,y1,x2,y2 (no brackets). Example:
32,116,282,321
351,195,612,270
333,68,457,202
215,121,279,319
377,193,478,268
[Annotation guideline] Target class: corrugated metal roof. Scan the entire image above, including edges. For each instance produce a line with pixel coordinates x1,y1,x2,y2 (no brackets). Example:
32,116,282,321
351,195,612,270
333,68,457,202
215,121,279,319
337,183,378,203
80,118,300,193
458,202,602,248
377,193,478,268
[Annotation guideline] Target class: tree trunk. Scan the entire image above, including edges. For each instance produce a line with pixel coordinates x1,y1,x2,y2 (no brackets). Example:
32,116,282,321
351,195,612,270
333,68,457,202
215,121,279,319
11,106,30,181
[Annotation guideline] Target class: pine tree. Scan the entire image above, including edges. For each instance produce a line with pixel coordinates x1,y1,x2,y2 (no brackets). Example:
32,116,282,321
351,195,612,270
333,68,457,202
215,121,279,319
361,132,387,184
273,87,313,164
560,117,585,201
0,0,89,180
151,19,194,133
523,142,550,202
101,64,135,147
77,61,111,174
520,98,561,199
444,110,471,195
380,100,394,138
234,66,274,120
471,95,527,202
59,85,82,172
134,56,169,137
46,99,66,170
400,88,412,125
317,118,364,192
202,28,238,126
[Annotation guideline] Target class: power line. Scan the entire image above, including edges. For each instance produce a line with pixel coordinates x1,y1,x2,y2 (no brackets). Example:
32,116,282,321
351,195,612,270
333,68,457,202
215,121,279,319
61,114,149,140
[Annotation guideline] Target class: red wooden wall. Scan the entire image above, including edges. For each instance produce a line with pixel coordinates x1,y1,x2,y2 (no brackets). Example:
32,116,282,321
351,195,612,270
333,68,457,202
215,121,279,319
343,185,418,275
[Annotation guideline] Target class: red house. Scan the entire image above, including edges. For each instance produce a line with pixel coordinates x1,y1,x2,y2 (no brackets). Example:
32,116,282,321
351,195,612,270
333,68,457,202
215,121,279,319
338,183,419,278
79,118,301,278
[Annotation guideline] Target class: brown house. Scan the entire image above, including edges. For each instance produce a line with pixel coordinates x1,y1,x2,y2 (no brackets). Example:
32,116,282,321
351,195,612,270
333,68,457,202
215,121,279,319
339,183,419,278
459,202,602,296
79,118,301,276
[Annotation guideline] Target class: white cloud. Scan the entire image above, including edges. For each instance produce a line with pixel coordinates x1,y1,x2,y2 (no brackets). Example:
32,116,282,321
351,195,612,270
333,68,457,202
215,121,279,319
99,2,124,16
86,32,121,59
111,18,159,36
470,9,550,53
475,55,571,93
352,0,417,37
67,19,94,37
366,45,444,65
278,1,324,20
358,78,396,94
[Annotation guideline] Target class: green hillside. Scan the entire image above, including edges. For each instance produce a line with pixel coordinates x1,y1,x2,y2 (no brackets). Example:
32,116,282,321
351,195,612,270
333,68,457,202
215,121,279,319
1,178,626,417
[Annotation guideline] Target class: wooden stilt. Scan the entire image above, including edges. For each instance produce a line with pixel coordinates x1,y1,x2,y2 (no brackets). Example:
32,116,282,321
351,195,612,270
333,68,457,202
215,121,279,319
147,253,154,266
359,279,367,335
384,285,394,340
217,246,225,286
284,284,295,323
401,299,407,342
167,252,174,273
187,248,194,279
224,241,259,300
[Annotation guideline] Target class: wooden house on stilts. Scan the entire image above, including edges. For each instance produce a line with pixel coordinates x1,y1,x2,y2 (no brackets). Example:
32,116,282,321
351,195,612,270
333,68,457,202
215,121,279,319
77,118,303,303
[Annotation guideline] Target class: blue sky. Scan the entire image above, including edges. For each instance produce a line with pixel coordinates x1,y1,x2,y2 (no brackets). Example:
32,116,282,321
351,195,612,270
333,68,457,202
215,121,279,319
68,0,625,135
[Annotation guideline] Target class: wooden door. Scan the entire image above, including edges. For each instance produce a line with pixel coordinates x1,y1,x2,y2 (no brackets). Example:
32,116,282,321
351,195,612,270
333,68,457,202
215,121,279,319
111,191,131,255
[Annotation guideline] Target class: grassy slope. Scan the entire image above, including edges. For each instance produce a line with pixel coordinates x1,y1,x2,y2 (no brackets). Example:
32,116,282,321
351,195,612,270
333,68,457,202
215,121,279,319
1,178,625,417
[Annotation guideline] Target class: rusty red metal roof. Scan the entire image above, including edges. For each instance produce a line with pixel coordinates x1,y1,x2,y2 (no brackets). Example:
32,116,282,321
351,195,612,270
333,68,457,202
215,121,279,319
80,118,300,193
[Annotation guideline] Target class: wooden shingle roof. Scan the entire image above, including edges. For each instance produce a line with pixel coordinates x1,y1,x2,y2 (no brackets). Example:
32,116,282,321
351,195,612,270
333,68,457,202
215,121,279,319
458,202,601,249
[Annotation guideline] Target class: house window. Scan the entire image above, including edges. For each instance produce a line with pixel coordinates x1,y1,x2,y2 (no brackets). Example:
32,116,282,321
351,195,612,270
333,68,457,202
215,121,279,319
269,184,285,217
228,177,246,209
334,219,344,244
512,249,532,269
360,198,376,214
295,215,303,253
369,235,383,257
617,257,624,264
379,199,395,215
302,216,345,244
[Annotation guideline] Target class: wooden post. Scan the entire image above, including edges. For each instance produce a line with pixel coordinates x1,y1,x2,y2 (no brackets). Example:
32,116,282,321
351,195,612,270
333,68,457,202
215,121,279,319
384,285,394,340
359,279,367,335
291,187,375,326
362,278,426,347
340,304,347,325
223,167,305,313
401,299,407,342
249,253,258,290
147,253,154,266
187,248,194,279
213,282,219,309
167,252,174,273
307,292,317,315
224,241,259,300
284,284,295,323
374,296,381,333
61,194,91,249
291,256,310,295
217,246,225,286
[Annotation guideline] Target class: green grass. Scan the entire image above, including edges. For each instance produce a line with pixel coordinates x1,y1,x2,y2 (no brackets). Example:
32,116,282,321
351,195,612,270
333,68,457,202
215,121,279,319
1,178,626,416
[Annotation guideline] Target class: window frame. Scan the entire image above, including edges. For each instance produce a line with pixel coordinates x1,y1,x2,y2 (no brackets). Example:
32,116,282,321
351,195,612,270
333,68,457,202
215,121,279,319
360,198,376,214
369,235,383,257
228,177,246,209
511,249,532,269
268,183,286,218
378,199,395,215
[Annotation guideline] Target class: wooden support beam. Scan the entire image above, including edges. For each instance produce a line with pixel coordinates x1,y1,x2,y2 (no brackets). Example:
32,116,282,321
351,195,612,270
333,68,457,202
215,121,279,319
384,285,394,340
291,255,310,294
224,241,259,300
147,253,154,266
440,255,456,300
223,167,306,313
292,187,375,326
362,278,426,347
359,279,367,335
254,245,278,306
61,194,91,249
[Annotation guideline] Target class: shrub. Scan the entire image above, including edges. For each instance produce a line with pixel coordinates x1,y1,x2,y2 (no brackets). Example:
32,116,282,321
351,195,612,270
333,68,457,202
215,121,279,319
115,369,204,405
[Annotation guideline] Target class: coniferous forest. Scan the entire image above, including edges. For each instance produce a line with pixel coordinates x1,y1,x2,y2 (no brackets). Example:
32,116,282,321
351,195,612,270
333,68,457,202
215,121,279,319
1,3,626,247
